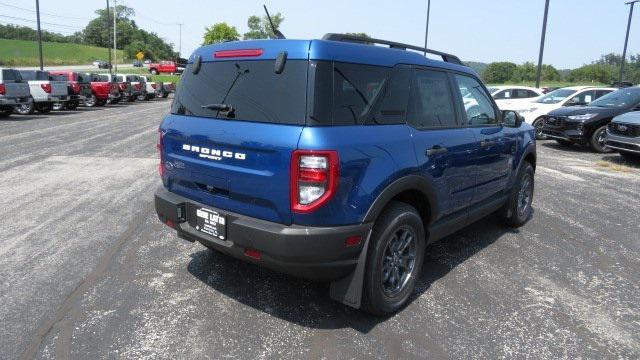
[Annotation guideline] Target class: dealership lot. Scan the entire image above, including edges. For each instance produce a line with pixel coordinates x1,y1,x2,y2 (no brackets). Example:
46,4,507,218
0,102,639,359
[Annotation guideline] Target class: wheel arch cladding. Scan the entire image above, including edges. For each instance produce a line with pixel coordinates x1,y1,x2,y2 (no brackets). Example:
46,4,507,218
363,175,437,227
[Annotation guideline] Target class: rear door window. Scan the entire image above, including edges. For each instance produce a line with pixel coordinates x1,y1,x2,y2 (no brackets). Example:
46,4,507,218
172,59,307,125
407,69,457,128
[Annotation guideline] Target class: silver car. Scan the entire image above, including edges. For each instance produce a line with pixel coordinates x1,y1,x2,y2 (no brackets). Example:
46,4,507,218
605,111,640,161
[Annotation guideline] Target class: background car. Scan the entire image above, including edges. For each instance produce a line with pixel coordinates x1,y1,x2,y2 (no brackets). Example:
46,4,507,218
542,87,640,152
514,86,616,139
487,86,544,110
132,60,143,67
605,111,640,161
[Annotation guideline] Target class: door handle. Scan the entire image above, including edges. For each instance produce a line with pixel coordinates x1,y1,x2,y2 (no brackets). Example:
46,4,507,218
426,146,448,156
480,140,496,147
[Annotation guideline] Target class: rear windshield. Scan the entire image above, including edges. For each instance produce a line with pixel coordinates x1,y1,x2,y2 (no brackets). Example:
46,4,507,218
19,71,49,81
2,69,22,82
172,60,307,125
115,75,124,82
76,73,89,83
97,75,110,82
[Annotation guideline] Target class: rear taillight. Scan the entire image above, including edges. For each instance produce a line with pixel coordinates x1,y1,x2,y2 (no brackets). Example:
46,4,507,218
290,150,339,213
134,84,141,90
71,83,81,94
157,129,165,177
151,83,157,89
119,83,127,91
41,84,51,93
0,84,5,95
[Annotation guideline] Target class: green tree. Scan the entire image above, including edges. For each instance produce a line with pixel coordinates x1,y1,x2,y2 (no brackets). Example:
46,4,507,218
203,23,240,45
481,62,518,83
512,62,536,82
243,12,284,40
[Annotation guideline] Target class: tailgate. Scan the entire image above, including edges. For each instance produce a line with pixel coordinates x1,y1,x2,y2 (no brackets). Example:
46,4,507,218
4,82,30,98
162,115,303,225
50,81,68,96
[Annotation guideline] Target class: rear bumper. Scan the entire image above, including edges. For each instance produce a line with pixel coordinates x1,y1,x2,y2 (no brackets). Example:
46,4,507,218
0,96,30,106
155,187,372,280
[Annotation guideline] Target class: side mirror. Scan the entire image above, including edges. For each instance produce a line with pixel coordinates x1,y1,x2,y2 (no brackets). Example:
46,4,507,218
502,110,523,128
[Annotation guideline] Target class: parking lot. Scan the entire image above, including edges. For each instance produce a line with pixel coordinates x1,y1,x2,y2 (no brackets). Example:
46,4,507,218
1,100,639,359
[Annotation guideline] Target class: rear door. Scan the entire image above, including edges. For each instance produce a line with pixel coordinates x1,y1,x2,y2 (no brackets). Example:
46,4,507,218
452,73,513,204
162,51,309,225
408,68,477,216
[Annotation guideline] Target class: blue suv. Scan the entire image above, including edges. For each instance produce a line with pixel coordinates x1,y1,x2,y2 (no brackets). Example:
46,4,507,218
155,34,537,315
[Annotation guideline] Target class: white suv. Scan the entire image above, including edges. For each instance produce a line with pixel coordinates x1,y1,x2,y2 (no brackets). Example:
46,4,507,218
487,86,544,110
513,86,616,139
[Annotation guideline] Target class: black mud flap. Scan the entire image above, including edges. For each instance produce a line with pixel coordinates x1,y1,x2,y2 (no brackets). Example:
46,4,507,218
329,230,372,309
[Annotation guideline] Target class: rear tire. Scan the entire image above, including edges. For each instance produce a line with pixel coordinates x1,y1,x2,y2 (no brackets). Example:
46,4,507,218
96,99,107,106
150,68,158,75
52,102,65,111
590,125,612,153
36,103,53,113
66,101,78,110
14,98,35,115
84,94,97,107
532,117,547,140
500,162,534,227
361,202,425,316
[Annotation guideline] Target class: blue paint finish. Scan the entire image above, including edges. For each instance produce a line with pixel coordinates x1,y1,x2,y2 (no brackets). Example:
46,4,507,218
163,37,533,229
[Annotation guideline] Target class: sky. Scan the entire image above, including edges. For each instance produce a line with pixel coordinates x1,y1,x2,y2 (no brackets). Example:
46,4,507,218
1,0,639,69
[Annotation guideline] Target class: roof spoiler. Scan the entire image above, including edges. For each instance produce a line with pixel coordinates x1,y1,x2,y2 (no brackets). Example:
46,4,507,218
322,33,463,66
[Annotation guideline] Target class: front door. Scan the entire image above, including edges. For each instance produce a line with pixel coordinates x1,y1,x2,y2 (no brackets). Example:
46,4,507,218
452,74,512,204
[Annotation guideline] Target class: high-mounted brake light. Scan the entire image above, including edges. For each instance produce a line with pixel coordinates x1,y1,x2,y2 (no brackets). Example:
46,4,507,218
290,150,339,213
119,83,127,91
41,84,51,93
214,49,263,58
0,84,5,95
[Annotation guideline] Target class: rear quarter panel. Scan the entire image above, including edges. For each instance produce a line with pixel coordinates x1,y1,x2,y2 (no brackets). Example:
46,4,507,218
295,125,417,226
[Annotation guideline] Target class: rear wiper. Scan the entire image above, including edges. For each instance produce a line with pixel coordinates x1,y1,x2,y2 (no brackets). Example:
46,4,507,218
201,103,234,117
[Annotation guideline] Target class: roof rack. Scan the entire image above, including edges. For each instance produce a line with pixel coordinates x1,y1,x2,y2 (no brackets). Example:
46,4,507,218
322,33,463,66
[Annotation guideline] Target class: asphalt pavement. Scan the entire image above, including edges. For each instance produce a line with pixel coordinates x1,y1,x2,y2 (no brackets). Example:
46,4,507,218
1,102,639,359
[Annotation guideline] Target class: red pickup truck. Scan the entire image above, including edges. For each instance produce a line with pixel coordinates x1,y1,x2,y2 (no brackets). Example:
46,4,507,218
147,60,184,75
85,73,120,107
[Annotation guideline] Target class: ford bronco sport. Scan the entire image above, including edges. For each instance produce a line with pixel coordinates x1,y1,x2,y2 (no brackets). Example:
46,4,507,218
155,34,537,315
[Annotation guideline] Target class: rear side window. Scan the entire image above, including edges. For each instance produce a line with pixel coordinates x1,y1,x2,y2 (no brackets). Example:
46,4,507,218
50,75,67,81
308,61,411,126
2,69,22,82
172,60,307,125
19,71,48,81
407,69,457,128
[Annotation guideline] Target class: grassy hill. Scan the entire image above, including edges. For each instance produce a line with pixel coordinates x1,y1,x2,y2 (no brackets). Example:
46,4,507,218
0,38,127,67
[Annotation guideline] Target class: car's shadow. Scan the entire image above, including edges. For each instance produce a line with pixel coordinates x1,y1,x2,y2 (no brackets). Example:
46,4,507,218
187,213,520,333
600,154,640,168
540,140,592,153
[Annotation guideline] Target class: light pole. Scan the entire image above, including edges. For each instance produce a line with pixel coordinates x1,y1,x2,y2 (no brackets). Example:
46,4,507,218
106,0,112,74
113,0,117,72
35,0,43,70
423,0,431,54
620,0,639,84
177,23,183,58
535,0,550,88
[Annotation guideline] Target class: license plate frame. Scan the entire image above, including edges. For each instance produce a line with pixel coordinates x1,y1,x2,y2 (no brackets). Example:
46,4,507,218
194,207,227,240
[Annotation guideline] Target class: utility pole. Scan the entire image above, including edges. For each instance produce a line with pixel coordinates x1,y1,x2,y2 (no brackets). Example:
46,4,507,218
423,0,431,54
113,0,117,72
535,0,550,88
620,0,639,84
106,0,112,74
177,23,183,58
35,0,43,70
